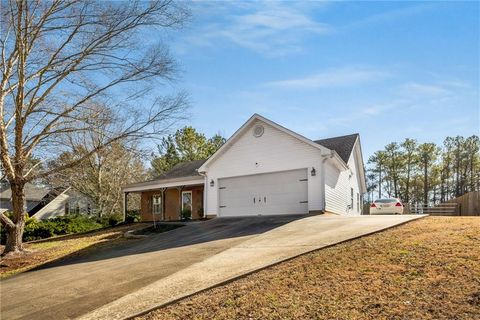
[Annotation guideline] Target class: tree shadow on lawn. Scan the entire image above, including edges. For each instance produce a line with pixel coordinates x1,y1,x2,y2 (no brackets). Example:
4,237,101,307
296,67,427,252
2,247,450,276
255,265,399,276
25,222,148,245
28,215,304,272
0,223,153,277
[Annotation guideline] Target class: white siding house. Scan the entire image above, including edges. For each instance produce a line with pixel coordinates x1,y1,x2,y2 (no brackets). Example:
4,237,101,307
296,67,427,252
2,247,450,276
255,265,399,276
198,114,366,217
123,114,367,220
324,140,364,215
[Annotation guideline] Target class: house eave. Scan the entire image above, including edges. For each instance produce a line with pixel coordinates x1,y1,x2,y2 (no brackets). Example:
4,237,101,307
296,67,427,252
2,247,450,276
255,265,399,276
122,176,204,193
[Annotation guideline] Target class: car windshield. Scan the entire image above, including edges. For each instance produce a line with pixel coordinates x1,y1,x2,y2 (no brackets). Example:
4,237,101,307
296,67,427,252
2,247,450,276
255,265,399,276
375,199,398,203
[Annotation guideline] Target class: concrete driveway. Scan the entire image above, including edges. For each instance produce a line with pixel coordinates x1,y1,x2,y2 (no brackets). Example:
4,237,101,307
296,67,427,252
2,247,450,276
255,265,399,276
0,214,425,320
0,215,301,320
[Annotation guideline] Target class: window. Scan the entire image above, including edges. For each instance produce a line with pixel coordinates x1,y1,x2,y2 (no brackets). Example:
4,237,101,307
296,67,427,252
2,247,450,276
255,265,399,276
350,188,354,210
152,195,162,215
68,202,80,215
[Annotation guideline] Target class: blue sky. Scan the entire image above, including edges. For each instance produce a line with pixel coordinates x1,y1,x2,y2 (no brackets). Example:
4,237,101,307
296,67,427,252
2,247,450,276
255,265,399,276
163,1,479,160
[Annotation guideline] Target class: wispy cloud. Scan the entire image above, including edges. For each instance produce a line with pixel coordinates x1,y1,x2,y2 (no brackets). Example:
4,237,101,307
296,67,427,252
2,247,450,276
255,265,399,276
398,82,451,97
265,66,389,89
343,3,436,30
182,2,331,56
362,107,382,115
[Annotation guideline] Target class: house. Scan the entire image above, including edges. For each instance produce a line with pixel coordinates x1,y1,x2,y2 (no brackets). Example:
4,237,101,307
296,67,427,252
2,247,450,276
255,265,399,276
122,114,367,221
0,183,95,219
1,183,50,213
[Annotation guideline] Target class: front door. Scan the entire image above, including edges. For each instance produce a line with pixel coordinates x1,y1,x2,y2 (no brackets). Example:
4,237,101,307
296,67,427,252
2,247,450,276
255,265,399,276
181,191,192,219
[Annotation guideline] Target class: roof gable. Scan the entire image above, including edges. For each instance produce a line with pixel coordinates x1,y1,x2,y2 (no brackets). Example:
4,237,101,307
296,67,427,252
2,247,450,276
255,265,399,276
314,133,359,163
199,114,346,171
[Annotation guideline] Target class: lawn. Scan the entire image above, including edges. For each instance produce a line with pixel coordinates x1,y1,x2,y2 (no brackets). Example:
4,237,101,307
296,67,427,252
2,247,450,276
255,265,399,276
138,217,480,320
0,223,150,278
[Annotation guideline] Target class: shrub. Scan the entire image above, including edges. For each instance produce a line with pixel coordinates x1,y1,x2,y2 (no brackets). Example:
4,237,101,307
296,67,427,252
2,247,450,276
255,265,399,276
197,207,204,219
181,208,191,220
1,214,105,244
125,210,140,223
95,213,123,228
107,214,122,227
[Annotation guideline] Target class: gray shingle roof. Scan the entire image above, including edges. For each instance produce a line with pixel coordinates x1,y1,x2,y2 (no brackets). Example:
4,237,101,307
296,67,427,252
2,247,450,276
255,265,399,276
156,159,207,180
0,183,50,201
314,133,359,163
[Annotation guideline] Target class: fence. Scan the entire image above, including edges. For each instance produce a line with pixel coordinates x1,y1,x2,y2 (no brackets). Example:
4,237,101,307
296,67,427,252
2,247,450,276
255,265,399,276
408,203,459,216
363,192,480,216
445,191,480,216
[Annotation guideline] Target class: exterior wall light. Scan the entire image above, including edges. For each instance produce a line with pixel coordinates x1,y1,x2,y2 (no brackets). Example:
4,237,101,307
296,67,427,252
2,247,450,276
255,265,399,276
311,167,316,176
210,179,215,187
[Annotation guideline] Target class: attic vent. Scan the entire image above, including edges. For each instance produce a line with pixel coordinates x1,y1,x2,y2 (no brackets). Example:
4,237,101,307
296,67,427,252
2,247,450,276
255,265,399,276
253,125,264,137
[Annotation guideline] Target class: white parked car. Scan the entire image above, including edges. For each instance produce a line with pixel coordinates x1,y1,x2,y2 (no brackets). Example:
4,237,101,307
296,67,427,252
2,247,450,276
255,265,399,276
370,198,404,215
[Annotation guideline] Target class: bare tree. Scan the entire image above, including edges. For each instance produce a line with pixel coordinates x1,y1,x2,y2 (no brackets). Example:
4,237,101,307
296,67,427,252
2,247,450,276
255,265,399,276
0,0,189,255
48,128,148,217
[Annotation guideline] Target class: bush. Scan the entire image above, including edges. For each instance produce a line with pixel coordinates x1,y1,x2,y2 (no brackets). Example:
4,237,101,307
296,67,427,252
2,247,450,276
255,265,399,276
125,210,140,223
181,208,191,220
107,214,122,227
95,213,123,228
23,215,103,241
0,214,105,244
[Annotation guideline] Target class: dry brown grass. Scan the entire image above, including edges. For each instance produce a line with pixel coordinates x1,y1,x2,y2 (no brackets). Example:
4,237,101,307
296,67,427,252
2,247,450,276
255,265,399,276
138,217,480,320
0,223,149,278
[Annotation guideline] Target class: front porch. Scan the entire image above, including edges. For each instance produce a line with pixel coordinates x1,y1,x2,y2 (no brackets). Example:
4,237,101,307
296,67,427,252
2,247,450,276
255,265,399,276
123,177,205,222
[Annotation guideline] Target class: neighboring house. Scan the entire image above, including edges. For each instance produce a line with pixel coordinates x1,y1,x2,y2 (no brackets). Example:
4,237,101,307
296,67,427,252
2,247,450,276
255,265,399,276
0,183,94,220
0,183,50,213
123,114,367,221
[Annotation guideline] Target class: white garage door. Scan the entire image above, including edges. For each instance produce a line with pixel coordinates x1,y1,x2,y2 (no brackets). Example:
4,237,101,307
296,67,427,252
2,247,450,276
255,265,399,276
218,169,308,217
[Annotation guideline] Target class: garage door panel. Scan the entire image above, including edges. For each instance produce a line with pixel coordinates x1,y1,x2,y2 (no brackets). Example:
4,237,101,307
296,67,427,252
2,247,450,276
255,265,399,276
218,169,308,217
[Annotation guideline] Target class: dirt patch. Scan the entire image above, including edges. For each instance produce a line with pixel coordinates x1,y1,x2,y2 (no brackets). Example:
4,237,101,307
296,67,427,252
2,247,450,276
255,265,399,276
137,217,480,320
0,223,150,278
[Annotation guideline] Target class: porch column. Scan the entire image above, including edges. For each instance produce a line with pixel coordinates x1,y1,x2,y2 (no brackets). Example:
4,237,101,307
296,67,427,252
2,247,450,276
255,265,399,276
160,187,167,221
177,186,184,220
123,192,129,222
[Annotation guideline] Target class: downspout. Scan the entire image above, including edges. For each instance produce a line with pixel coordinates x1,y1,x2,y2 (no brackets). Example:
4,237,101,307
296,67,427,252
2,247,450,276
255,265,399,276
198,171,207,219
320,150,335,213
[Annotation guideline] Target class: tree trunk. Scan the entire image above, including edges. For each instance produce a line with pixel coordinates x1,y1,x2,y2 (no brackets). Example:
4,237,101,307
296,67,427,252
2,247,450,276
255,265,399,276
455,153,460,196
440,171,445,203
405,163,411,204
470,155,475,191
423,161,428,205
393,175,398,198
4,182,27,254
378,166,382,199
